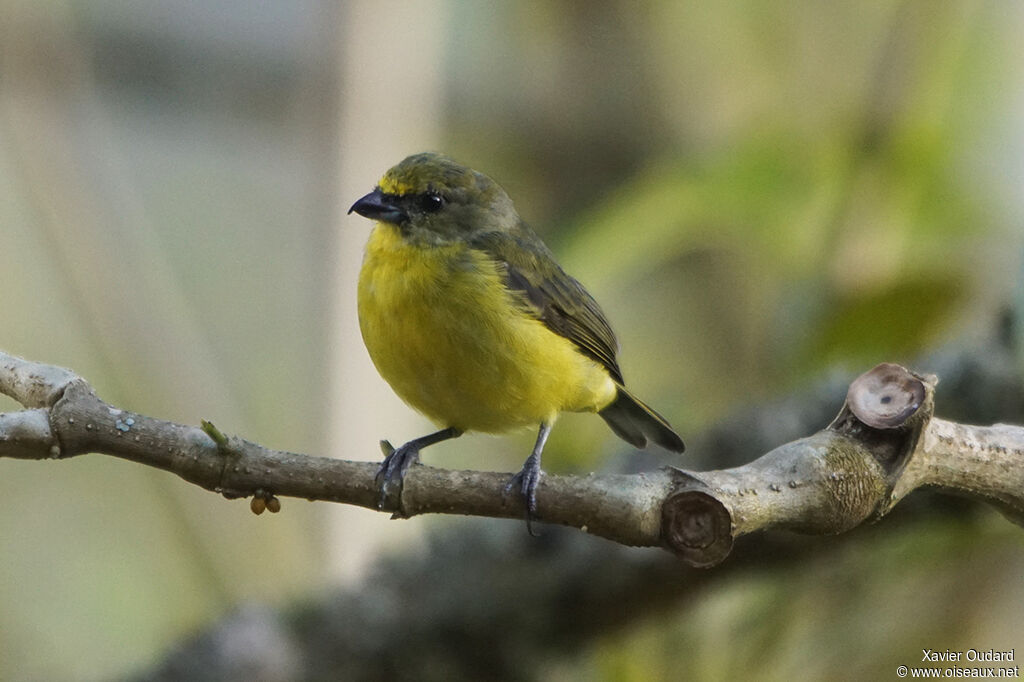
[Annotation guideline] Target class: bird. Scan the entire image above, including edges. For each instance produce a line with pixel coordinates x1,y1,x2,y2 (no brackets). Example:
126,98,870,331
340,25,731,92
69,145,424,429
348,152,684,527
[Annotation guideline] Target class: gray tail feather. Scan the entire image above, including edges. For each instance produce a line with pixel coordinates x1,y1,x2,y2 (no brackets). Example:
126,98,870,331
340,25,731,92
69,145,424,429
599,386,685,453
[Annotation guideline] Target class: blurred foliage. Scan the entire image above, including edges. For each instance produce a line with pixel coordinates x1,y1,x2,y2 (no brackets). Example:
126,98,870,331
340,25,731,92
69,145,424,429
441,0,1021,454
1,0,1023,680
571,514,1024,682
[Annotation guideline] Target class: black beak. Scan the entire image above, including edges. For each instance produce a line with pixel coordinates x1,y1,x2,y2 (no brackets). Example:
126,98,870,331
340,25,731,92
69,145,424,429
348,188,407,224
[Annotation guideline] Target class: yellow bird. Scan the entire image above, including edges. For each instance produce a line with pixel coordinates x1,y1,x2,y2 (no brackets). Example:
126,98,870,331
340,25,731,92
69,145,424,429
349,152,684,524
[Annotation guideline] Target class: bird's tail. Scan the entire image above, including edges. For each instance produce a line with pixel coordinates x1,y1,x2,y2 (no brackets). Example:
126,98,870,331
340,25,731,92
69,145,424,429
599,385,685,453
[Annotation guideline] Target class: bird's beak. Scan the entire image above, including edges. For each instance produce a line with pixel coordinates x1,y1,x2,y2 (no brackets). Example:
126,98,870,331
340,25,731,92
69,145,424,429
348,188,407,224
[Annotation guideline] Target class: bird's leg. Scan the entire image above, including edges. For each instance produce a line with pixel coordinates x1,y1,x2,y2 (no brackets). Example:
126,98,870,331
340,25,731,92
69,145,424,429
377,427,461,507
506,421,552,536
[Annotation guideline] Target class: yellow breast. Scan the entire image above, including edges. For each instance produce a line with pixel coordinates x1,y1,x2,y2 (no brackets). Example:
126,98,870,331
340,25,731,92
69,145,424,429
357,224,616,433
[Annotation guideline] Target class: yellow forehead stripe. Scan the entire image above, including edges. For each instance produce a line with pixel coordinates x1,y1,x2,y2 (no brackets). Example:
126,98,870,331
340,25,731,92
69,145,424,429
377,152,473,197
378,174,415,195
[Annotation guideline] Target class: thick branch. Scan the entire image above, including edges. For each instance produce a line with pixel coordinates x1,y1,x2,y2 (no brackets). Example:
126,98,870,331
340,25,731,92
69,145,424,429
894,419,1024,523
2,351,1023,566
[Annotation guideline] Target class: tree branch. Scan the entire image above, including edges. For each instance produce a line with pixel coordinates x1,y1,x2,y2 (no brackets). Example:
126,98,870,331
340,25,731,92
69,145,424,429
2,350,1022,566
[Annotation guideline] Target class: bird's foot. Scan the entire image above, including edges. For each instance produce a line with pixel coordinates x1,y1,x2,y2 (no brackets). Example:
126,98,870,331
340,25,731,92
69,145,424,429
374,427,463,514
505,451,542,536
375,440,422,512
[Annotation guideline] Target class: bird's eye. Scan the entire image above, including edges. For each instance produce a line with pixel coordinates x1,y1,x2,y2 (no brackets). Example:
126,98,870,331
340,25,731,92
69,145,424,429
420,192,445,213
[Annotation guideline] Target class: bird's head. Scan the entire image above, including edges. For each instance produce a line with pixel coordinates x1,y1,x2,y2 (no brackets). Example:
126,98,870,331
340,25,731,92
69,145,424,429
348,152,518,243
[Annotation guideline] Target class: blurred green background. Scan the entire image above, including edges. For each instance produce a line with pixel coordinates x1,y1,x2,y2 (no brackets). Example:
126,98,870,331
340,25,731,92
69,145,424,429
2,1,1023,680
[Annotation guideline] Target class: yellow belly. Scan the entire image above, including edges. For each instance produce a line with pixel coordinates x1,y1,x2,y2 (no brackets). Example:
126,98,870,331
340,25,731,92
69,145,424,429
357,224,616,433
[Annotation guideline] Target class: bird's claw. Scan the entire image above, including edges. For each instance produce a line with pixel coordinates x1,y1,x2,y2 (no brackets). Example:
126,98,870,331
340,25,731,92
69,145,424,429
373,428,462,513
505,453,542,536
375,442,421,511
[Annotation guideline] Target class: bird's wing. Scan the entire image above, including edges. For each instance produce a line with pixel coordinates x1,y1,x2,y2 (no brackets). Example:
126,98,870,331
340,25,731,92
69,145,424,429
471,229,624,384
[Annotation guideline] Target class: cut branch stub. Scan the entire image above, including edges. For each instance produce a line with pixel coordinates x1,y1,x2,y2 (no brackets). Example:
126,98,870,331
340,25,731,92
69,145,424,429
662,364,939,568
836,362,936,482
846,363,927,429
661,473,734,568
